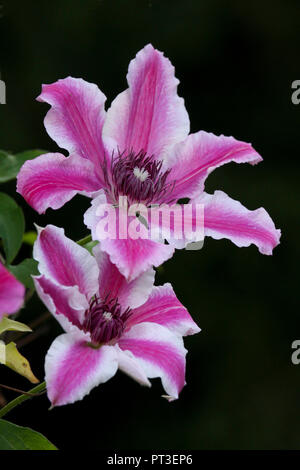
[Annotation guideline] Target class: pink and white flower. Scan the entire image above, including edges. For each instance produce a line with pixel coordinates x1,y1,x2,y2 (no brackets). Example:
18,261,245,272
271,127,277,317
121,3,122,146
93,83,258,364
33,225,200,407
0,261,25,320
17,44,280,281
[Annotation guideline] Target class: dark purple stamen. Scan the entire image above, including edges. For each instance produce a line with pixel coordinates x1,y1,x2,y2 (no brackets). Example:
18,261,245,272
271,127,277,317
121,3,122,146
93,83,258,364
102,149,175,205
83,295,132,345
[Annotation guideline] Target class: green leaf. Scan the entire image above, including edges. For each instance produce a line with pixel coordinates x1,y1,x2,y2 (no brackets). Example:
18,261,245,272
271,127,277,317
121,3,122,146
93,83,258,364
0,419,57,450
0,340,5,364
0,193,25,263
0,317,32,335
9,258,39,289
0,149,46,183
1,342,39,384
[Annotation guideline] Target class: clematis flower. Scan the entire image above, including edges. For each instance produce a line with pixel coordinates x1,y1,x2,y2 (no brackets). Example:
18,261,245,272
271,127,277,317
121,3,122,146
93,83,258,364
33,225,200,407
0,261,25,320
17,44,280,281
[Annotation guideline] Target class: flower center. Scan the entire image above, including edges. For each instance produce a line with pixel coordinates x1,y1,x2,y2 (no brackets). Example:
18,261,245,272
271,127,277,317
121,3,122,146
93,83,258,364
82,296,132,345
102,311,113,321
103,150,175,205
133,166,149,182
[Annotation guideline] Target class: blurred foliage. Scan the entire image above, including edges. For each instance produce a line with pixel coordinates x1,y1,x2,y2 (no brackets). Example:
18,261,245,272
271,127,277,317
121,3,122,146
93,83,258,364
0,317,31,335
2,341,39,384
9,258,39,289
0,192,24,263
0,419,57,450
0,0,299,450
0,317,38,384
0,149,45,183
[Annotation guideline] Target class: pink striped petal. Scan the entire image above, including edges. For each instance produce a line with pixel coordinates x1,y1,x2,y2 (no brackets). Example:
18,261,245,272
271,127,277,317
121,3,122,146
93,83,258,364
0,263,25,319
198,190,281,254
103,44,189,158
83,190,107,236
33,225,99,298
84,195,174,282
127,284,200,337
17,153,101,214
119,322,187,400
116,345,151,387
93,244,155,309
34,274,88,332
149,203,204,249
45,334,118,407
37,77,107,179
165,131,263,200
100,237,174,282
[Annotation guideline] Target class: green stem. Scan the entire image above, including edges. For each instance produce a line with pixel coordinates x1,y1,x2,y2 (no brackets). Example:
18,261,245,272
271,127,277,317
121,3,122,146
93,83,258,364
0,381,46,419
25,288,34,304
77,234,92,246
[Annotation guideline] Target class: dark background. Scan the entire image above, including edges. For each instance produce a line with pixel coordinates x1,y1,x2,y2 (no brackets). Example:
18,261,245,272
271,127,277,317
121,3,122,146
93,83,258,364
0,0,299,450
